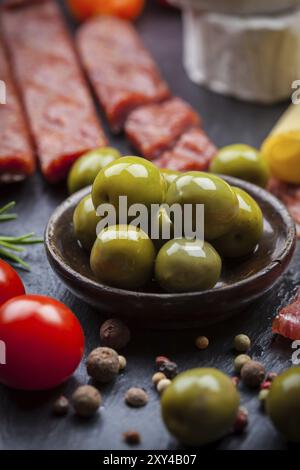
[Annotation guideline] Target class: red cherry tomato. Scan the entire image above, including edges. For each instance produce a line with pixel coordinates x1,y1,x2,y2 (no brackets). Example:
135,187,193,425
67,0,144,21
0,295,84,390
0,260,25,307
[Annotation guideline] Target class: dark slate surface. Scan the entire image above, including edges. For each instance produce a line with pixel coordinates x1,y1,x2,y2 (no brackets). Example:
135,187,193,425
0,0,299,451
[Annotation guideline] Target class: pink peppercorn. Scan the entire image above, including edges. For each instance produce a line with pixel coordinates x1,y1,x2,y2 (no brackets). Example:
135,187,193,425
155,356,170,368
260,381,272,390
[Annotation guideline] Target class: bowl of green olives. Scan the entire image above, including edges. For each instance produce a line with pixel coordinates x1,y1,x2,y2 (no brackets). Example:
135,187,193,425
45,157,296,328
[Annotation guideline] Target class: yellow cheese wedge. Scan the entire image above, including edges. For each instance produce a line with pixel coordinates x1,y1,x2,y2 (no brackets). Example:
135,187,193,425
261,105,300,184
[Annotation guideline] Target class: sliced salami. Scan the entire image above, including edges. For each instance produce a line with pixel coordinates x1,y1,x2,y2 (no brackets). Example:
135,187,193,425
268,178,300,238
273,288,300,340
0,40,35,182
76,16,170,133
1,1,107,183
154,127,217,171
125,97,201,159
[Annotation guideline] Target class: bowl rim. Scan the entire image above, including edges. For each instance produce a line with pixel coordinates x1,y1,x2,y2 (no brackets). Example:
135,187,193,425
45,176,296,300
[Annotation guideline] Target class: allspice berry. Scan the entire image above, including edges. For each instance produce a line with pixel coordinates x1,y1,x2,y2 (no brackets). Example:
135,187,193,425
241,360,265,388
195,336,209,350
86,347,119,383
125,388,148,407
72,385,102,418
100,319,131,350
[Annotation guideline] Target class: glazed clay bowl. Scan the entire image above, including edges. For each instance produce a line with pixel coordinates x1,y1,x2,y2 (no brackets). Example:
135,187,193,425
45,176,296,328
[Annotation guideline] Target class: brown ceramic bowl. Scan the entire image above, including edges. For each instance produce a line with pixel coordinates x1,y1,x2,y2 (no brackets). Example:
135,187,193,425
45,176,296,328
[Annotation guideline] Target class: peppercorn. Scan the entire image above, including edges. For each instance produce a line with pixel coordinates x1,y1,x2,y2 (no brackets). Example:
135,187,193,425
231,376,240,387
155,356,170,368
52,396,69,416
234,334,251,353
157,378,172,394
195,335,209,350
118,355,127,371
152,372,166,386
125,388,148,407
233,407,248,434
100,318,131,350
260,381,271,390
123,430,141,445
159,361,178,379
72,385,102,418
266,372,277,382
258,389,269,409
241,360,265,388
234,354,251,374
86,347,119,383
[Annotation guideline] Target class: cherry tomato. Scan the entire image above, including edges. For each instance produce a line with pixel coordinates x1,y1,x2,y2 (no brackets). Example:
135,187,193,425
0,295,84,390
0,260,25,307
67,0,145,21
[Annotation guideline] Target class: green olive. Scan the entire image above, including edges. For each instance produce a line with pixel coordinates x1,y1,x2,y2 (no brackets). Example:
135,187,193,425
266,367,300,443
166,172,238,240
90,225,156,290
92,156,167,213
210,144,270,188
151,206,174,251
155,239,222,293
213,187,263,258
68,147,121,194
161,368,240,446
160,169,181,189
73,194,101,251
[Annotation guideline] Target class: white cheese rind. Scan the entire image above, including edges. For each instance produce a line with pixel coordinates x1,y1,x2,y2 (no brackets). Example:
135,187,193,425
170,0,300,15
182,8,300,103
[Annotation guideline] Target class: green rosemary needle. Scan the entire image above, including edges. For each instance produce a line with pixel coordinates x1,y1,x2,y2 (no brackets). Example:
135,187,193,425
0,201,43,270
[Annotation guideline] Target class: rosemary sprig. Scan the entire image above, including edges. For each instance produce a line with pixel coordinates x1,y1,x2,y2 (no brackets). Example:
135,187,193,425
0,201,43,270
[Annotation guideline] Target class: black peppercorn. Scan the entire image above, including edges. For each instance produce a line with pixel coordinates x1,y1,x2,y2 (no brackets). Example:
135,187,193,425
52,396,69,416
159,361,178,379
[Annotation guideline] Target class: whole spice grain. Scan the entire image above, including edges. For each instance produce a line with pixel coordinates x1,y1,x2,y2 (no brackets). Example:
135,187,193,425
123,430,141,445
234,354,251,374
157,378,172,394
152,372,166,386
195,335,209,350
72,385,102,418
125,387,148,407
231,376,240,387
258,389,269,408
86,347,119,383
118,355,127,371
241,360,265,388
52,396,69,416
159,361,178,379
266,372,277,382
233,407,248,434
155,356,170,368
260,381,271,390
100,318,131,350
234,334,251,353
